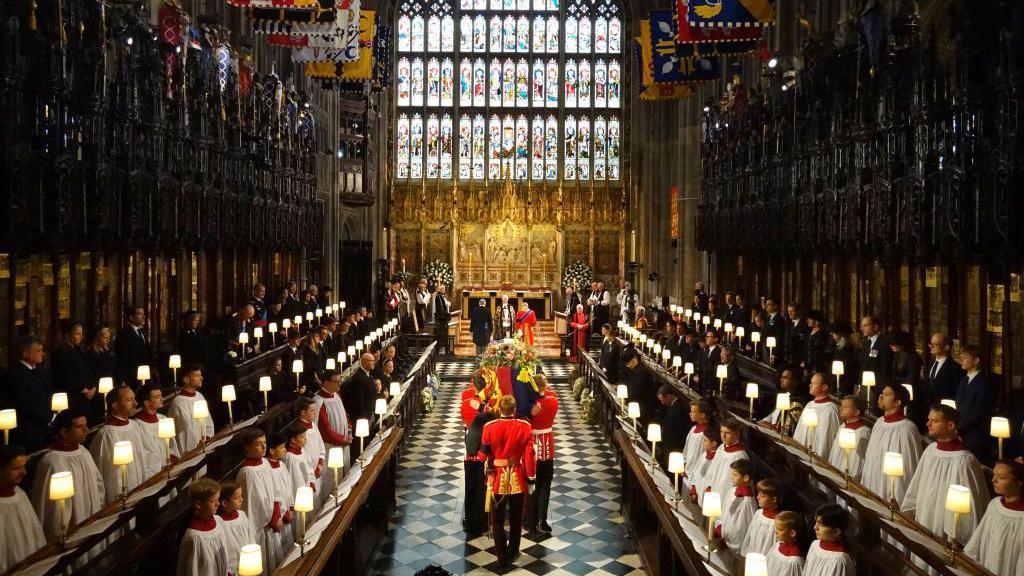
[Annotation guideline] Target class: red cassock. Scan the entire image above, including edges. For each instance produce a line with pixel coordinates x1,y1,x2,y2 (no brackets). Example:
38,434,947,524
525,389,558,479
481,417,533,495
569,311,589,362
461,386,487,462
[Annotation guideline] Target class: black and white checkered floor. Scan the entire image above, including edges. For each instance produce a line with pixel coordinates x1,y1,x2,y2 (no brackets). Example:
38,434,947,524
368,359,645,576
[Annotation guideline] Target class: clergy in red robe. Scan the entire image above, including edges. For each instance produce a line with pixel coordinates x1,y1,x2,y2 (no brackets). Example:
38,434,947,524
515,303,538,346
569,304,588,363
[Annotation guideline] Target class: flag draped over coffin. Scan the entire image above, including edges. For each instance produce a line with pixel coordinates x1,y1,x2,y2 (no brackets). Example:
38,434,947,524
490,366,541,419
684,0,775,28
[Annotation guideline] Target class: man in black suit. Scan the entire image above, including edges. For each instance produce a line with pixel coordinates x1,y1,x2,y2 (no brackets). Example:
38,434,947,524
5,337,52,451
281,330,309,393
598,324,621,382
696,330,722,394
434,285,452,354
764,298,785,342
249,283,268,328
924,332,964,407
322,316,340,358
732,292,750,331
716,346,741,399
955,345,993,460
857,315,893,391
622,348,656,430
722,291,738,326
784,302,809,366
656,385,691,469
469,299,493,356
342,352,381,459
665,323,687,357
115,305,153,387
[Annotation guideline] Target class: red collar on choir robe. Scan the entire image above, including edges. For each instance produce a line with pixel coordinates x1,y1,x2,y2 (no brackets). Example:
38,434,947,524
813,396,831,404
287,446,303,456
137,411,159,424
51,441,78,452
705,450,717,460
243,457,263,467
318,391,335,399
300,419,314,430
818,540,848,553
219,510,240,521
778,542,801,557
189,516,217,532
179,388,197,398
107,416,130,426
762,508,778,519
268,459,281,469
843,419,866,430
936,438,966,452
882,412,906,423
723,442,745,453
1002,498,1024,511
693,423,707,434
734,485,754,497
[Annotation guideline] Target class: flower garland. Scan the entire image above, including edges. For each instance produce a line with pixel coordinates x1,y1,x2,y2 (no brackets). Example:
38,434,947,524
561,259,593,291
478,335,543,374
422,260,453,291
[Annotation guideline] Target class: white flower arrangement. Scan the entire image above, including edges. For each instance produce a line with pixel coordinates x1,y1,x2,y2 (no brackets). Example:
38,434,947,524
561,259,593,291
423,260,453,291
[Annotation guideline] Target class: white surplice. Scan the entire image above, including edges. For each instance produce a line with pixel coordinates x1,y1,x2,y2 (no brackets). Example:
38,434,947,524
30,445,105,543
89,417,150,504
0,487,46,572
802,540,855,576
269,460,296,550
682,424,707,486
700,444,748,506
826,420,871,481
860,414,923,503
765,542,804,576
168,390,216,456
740,508,779,561
314,391,351,503
791,398,841,458
175,516,230,576
237,458,284,573
963,497,1024,576
135,413,181,479
299,419,326,495
219,510,255,576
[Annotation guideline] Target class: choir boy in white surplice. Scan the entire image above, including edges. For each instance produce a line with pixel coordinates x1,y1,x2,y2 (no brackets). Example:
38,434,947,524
701,418,748,506
765,511,804,576
0,446,46,573
715,459,758,573
901,405,989,574
688,427,719,505
89,386,150,504
218,480,255,576
861,384,923,505
791,373,841,458
315,369,352,503
31,410,105,543
235,429,284,573
804,504,855,576
964,460,1024,575
296,398,325,495
266,434,296,551
167,366,215,456
134,384,181,479
176,478,230,576
682,400,713,492
740,478,780,562
826,395,871,481
282,422,316,500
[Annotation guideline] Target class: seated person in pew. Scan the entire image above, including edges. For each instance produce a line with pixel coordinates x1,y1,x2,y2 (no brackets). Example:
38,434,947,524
701,417,748,506
964,460,1024,575
715,459,758,572
218,480,255,576
861,384,922,506
689,427,721,505
791,373,841,458
901,404,989,575
803,504,855,576
826,395,871,482
766,510,804,576
176,478,230,576
741,478,780,562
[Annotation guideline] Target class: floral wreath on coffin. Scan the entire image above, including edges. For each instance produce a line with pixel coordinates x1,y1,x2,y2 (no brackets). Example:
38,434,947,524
476,333,543,414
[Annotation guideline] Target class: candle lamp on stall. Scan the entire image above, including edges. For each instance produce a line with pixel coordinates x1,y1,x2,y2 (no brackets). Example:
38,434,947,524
268,322,278,345
684,362,695,388
672,356,681,376
389,382,401,398
315,308,323,325
862,371,876,406
282,319,292,334
51,392,69,414
292,360,304,393
940,399,957,410
112,440,134,508
338,352,347,370
990,417,1011,459
98,377,114,418
259,376,272,416
238,544,263,576
831,360,844,391
750,331,761,357
745,553,768,576
305,312,314,327
735,326,745,348
945,484,971,558
48,471,75,546
724,322,733,343
616,385,628,413
327,447,344,506
668,452,685,508
355,419,370,466
294,486,315,556
325,358,336,371
293,315,303,333
137,365,151,387
253,327,263,353
801,409,819,453
158,417,176,476
192,400,210,451
837,428,857,486
627,402,641,438
222,385,236,427
745,383,758,419
713,318,722,331
647,424,661,470
882,451,904,517
238,332,249,360
661,348,671,367
765,337,776,364
775,393,791,434
715,364,728,395
692,312,701,330
0,409,16,445
169,355,182,384
375,397,388,427
702,492,722,561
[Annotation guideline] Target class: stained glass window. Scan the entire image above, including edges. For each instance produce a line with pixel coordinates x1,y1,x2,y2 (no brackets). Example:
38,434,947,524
396,0,624,181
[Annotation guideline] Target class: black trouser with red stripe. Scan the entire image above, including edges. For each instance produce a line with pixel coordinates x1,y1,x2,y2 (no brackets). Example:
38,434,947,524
463,460,487,534
528,460,554,529
491,493,525,566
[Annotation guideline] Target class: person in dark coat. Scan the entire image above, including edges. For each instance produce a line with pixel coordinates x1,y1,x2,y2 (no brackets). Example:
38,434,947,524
828,321,858,395
342,353,381,460
923,332,964,408
434,286,453,354
804,310,831,375
784,303,809,366
178,310,208,368
696,330,722,393
469,299,493,356
656,385,691,469
955,344,993,461
599,324,621,382
115,306,153,387
51,322,98,424
858,315,893,396
890,331,925,427
622,348,657,430
4,337,52,451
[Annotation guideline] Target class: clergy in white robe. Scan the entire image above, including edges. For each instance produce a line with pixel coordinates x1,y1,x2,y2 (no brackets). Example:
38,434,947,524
134,384,181,479
700,419,748,506
167,367,215,456
964,460,1024,575
740,478,780,561
176,478,230,576
765,511,804,576
296,398,326,494
30,411,105,543
0,447,46,572
89,387,150,504
791,374,841,458
315,371,352,503
860,385,923,504
217,480,256,575
826,396,871,481
804,504,855,576
235,429,284,572
901,407,989,551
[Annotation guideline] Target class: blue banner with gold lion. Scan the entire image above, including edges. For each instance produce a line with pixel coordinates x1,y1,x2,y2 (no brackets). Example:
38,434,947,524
685,0,775,28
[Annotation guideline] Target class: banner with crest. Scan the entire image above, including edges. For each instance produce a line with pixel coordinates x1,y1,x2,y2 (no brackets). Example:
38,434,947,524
683,0,775,28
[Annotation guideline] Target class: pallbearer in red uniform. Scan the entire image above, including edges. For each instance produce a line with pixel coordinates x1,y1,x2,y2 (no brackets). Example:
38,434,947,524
525,374,558,533
481,395,533,572
461,371,490,536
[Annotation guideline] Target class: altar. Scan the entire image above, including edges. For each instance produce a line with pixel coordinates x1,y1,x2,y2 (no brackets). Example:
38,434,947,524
460,289,553,321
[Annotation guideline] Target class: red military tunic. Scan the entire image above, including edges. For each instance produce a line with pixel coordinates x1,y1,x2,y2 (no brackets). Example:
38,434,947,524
461,386,487,462
525,389,558,479
481,416,533,495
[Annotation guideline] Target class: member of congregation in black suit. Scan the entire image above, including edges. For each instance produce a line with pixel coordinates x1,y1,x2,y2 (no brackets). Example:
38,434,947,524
434,285,453,354
716,346,742,400
4,337,52,451
828,321,859,395
732,292,751,331
281,330,310,393
655,384,692,469
803,310,831,375
784,303,809,366
664,323,687,357
763,299,786,363
115,306,153,387
923,332,964,408
890,331,925,427
343,352,382,460
178,310,208,368
955,344,993,460
469,299,493,356
622,348,657,430
51,322,98,423
598,324,621,382
857,315,893,395
696,330,722,394
322,316,341,358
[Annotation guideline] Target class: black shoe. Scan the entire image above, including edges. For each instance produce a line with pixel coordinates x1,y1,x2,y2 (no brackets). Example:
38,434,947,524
538,521,553,533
